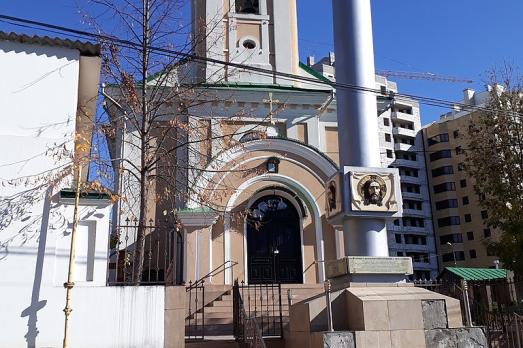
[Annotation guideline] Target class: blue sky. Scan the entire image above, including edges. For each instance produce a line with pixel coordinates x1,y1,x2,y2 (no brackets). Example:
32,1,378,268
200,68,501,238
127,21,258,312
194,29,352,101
1,1,522,124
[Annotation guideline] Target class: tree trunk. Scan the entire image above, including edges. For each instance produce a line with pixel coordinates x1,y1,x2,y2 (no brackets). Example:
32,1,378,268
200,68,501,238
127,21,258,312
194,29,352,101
132,0,151,284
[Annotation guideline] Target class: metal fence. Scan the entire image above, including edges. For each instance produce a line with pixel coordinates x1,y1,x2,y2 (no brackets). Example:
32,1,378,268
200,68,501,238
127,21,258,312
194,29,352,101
233,281,283,341
414,279,523,347
107,219,179,285
185,280,205,341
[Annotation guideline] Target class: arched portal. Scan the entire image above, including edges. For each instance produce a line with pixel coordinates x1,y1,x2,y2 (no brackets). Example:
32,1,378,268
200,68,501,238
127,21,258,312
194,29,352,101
246,194,303,284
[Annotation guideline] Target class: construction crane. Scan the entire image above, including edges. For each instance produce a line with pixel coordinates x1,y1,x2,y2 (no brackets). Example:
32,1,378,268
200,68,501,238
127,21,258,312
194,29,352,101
375,70,473,84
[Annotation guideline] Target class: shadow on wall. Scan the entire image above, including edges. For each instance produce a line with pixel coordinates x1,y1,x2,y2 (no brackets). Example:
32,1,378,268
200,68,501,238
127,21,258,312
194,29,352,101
19,188,52,348
0,169,71,261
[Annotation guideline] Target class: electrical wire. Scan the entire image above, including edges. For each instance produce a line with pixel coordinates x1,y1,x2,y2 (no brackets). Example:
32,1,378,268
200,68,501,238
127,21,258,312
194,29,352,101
1,13,523,118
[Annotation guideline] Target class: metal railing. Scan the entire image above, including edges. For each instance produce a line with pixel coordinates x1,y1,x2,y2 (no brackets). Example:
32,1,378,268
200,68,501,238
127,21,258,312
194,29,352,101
184,261,237,341
190,260,238,289
233,280,283,341
233,283,267,347
107,219,178,285
414,278,523,347
185,280,205,341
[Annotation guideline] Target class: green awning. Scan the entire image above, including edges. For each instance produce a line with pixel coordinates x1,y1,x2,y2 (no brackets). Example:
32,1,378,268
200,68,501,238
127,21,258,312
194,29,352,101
444,267,507,281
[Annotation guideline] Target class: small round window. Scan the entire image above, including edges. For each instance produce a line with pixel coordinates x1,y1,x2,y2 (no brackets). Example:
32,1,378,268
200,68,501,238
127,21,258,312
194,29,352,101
243,39,256,50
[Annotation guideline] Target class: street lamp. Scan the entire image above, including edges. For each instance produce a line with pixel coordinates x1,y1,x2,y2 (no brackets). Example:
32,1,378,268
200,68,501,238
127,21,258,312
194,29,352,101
446,242,457,266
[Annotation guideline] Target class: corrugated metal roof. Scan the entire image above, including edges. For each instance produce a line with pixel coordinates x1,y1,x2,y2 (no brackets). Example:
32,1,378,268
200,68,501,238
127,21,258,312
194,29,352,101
0,31,100,56
445,267,507,281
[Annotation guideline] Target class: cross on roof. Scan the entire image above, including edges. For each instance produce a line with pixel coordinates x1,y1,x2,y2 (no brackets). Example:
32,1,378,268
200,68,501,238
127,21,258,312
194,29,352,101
263,92,281,125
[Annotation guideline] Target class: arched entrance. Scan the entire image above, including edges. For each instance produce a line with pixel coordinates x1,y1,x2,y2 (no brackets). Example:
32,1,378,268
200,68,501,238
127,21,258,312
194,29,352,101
246,195,303,284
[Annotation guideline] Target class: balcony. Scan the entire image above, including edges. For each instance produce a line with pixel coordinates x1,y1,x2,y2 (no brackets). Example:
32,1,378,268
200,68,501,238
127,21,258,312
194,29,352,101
413,261,436,270
401,226,428,233
392,111,417,123
393,158,421,168
399,175,420,184
402,191,422,199
393,127,417,138
404,244,431,253
403,208,427,217
394,143,415,152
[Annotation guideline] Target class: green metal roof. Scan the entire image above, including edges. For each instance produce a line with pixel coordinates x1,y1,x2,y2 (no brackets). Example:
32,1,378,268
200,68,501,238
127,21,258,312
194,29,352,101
298,62,332,83
444,267,507,281
198,82,331,93
60,189,111,200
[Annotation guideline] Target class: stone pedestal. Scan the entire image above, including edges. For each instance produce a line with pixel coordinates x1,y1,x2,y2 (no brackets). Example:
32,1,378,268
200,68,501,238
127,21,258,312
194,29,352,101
282,256,489,347
286,278,488,348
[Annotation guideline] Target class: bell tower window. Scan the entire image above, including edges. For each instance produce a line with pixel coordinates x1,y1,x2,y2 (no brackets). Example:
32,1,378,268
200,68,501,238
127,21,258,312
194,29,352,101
236,0,260,14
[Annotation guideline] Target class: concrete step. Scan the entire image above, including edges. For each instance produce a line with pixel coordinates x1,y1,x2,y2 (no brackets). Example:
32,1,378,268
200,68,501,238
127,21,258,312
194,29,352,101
202,309,290,319
212,298,291,306
186,339,239,348
220,292,322,302
186,323,233,335
205,306,234,313
185,337,284,348
188,316,289,326
188,317,234,325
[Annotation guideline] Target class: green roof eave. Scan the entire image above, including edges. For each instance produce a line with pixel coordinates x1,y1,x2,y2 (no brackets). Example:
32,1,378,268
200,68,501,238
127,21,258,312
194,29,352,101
444,267,507,281
196,82,331,94
60,189,112,201
299,62,332,84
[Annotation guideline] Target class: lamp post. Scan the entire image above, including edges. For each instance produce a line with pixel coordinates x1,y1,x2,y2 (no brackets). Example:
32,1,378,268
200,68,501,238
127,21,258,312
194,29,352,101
446,242,457,266
62,164,82,348
324,280,334,332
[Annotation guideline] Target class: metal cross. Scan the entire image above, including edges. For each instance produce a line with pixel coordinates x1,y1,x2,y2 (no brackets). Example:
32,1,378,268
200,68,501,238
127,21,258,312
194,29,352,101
263,92,280,125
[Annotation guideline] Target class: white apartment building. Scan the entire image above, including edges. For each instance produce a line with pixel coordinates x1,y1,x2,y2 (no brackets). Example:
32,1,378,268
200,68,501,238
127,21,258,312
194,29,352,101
309,54,438,279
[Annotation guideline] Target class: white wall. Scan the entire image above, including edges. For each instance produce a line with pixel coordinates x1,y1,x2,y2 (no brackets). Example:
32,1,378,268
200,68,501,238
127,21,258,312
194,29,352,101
1,283,164,348
0,41,166,348
0,40,80,139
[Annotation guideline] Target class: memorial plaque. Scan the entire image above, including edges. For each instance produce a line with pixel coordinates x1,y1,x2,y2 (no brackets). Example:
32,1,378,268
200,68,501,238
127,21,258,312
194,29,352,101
347,256,413,275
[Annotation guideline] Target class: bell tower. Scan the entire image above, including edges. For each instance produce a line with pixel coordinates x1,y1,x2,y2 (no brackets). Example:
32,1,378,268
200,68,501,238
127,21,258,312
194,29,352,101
192,0,299,84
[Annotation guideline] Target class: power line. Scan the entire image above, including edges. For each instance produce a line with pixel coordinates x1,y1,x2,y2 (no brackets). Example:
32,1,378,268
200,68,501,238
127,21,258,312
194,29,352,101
1,13,522,118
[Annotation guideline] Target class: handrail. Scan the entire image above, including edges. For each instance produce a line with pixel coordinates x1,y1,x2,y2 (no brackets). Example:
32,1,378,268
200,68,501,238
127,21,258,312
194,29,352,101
187,260,238,290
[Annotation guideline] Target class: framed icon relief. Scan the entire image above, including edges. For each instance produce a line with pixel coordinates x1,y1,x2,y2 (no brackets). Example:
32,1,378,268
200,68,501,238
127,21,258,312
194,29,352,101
350,172,398,213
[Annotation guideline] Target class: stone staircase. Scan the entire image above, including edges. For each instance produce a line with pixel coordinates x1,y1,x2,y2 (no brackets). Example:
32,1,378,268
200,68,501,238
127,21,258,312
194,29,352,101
185,284,324,348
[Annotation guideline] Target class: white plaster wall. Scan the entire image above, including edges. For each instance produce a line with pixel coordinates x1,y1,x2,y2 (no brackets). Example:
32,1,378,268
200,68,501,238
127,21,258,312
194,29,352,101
0,283,164,348
0,41,81,279
0,40,80,139
0,42,165,348
0,193,165,348
0,41,79,202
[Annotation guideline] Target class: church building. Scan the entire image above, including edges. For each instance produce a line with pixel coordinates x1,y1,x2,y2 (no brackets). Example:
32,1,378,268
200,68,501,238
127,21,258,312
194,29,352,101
106,0,437,287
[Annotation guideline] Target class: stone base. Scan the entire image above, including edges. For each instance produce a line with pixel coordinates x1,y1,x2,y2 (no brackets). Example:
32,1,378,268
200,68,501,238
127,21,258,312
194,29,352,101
325,256,413,284
286,284,487,348
320,327,488,348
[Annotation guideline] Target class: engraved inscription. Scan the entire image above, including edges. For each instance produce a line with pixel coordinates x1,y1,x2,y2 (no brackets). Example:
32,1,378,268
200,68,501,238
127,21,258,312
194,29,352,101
347,257,413,275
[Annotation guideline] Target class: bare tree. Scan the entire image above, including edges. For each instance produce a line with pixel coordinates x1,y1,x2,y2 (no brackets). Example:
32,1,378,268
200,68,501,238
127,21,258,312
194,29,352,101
465,66,523,273
85,0,276,283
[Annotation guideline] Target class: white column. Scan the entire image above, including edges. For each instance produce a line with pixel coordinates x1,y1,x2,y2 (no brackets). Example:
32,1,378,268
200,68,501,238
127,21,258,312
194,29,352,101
332,0,388,256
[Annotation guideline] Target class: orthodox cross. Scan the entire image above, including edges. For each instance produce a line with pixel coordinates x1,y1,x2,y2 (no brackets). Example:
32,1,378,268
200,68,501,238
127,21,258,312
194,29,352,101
263,92,280,125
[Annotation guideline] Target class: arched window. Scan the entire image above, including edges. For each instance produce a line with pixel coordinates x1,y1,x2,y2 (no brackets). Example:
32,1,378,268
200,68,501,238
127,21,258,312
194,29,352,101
236,0,259,14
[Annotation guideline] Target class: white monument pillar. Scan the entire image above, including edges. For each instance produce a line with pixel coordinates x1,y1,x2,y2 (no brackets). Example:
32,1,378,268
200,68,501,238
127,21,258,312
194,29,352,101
332,0,388,256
